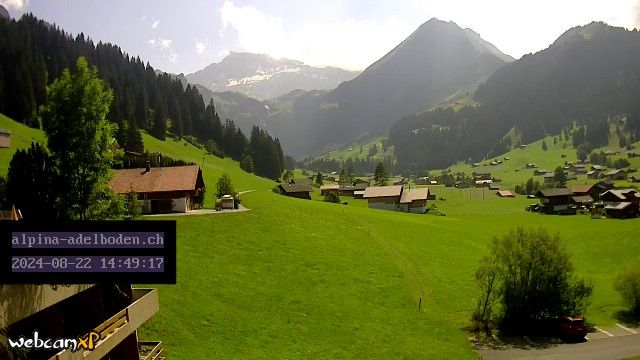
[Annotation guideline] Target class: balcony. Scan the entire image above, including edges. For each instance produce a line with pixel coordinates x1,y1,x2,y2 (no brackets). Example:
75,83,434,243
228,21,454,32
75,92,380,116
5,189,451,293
138,341,165,360
50,288,159,360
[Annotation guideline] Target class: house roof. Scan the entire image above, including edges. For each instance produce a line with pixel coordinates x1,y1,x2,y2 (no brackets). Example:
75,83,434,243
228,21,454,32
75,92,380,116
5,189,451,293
592,165,605,170
399,188,430,203
109,165,201,194
280,183,312,193
363,185,403,198
601,189,638,200
571,184,594,194
292,178,313,186
542,172,555,178
341,182,368,191
497,190,514,197
605,169,623,176
536,188,573,197
353,190,365,195
475,180,492,184
604,202,632,210
572,195,594,203
320,184,339,191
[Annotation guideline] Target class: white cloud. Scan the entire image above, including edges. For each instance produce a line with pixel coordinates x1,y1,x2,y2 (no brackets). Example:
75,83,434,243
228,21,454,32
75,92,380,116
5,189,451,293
195,41,207,55
152,20,160,30
160,38,173,51
1,0,28,10
219,0,412,70
147,39,156,46
169,53,178,63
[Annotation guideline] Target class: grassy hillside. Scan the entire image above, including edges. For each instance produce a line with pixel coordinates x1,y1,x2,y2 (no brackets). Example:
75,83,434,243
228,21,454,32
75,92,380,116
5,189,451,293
313,133,394,163
2,114,639,358
442,133,640,189
0,113,46,176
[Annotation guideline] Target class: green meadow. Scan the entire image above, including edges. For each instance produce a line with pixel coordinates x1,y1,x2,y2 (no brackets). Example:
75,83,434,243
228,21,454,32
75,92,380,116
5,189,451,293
2,115,639,358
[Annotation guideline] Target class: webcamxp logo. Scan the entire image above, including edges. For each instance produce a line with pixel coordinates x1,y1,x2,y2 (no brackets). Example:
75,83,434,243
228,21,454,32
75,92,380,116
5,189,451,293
8,330,100,352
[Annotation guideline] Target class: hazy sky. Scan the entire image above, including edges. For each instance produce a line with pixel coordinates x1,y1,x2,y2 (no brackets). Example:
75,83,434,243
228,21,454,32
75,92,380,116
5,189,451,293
2,0,640,74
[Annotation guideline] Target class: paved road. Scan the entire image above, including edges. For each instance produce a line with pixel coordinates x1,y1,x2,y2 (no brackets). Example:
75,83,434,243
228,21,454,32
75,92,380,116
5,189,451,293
480,333,640,360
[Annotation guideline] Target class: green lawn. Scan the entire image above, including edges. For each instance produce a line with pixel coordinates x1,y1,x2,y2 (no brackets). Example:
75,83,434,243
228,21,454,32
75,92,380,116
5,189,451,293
0,113,46,176
2,114,639,358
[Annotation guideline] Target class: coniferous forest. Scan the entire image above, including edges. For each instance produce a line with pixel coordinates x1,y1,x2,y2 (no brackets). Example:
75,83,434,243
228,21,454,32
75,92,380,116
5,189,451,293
0,14,284,179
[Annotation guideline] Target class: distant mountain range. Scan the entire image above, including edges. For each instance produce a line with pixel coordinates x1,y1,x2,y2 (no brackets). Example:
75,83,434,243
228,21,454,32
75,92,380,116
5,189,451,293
186,52,359,101
390,21,640,170
265,18,513,157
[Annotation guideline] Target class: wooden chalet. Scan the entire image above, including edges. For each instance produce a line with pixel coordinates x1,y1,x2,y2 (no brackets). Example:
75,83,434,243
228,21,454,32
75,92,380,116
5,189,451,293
362,185,430,213
472,172,492,181
604,169,628,180
535,188,575,214
319,184,339,195
571,184,600,200
109,165,205,214
600,189,639,219
279,182,312,199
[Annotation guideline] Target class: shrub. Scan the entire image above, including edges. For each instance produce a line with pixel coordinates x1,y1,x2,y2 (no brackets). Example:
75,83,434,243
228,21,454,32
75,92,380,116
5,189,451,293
473,228,592,333
614,262,640,315
324,191,340,203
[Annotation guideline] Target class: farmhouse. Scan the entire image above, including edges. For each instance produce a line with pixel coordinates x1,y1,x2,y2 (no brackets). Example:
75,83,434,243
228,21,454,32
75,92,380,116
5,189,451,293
600,189,639,218
472,172,491,181
0,128,10,148
586,170,600,179
474,180,492,188
535,188,575,214
109,164,205,214
338,182,369,196
542,172,555,184
278,182,312,199
568,164,587,174
415,176,430,185
571,184,600,200
292,178,313,187
604,169,628,180
362,185,430,213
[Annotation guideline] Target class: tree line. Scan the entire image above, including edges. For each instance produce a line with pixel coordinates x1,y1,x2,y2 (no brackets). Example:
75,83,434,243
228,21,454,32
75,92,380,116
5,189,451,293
0,14,284,179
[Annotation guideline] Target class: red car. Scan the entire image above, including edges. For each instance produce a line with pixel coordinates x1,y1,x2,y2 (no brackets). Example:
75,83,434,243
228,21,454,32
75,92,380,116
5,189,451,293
559,316,588,340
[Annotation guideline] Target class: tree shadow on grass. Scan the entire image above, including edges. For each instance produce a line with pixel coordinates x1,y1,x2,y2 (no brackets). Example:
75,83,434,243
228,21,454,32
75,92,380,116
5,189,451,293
615,310,640,327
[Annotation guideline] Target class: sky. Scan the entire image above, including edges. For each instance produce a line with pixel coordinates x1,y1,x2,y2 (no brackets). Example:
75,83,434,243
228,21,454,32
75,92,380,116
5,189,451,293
2,0,640,74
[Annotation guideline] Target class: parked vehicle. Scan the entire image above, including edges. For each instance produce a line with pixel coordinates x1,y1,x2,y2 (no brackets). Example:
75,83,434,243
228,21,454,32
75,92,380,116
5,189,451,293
559,316,588,340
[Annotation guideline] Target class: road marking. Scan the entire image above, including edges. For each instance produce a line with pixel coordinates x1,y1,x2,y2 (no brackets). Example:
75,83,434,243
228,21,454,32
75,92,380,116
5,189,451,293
594,326,614,337
616,323,638,334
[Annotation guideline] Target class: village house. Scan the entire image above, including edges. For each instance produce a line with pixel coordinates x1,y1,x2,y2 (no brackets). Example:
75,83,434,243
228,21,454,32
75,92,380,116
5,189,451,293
542,172,555,185
278,182,312,199
568,164,587,174
570,184,597,206
362,185,430,213
109,164,205,214
415,176,430,185
472,172,492,181
587,170,601,179
533,169,549,176
600,189,639,219
535,188,575,214
604,169,628,181
338,182,369,196
474,180,493,188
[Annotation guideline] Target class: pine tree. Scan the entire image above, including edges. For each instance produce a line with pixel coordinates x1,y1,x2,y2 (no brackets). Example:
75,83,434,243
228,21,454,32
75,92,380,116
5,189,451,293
374,162,388,186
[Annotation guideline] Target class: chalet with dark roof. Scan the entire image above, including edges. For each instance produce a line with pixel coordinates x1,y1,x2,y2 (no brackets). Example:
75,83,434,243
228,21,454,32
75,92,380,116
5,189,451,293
109,165,205,213
278,182,312,199
535,188,575,214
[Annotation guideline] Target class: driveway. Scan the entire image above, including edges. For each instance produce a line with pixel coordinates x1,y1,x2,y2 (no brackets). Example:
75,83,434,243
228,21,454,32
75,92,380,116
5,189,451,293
479,325,640,360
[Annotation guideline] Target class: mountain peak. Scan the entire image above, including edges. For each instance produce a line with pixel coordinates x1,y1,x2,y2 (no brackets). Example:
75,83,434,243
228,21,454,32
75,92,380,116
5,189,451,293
553,21,620,47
